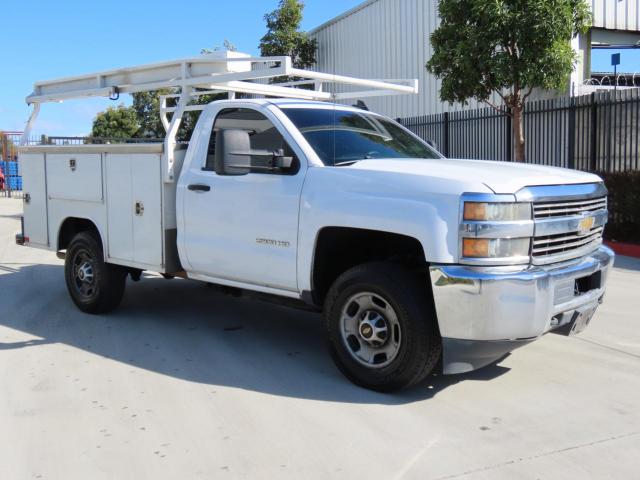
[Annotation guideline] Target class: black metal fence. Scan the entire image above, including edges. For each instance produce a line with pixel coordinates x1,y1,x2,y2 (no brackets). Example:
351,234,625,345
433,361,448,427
399,88,640,173
38,136,164,145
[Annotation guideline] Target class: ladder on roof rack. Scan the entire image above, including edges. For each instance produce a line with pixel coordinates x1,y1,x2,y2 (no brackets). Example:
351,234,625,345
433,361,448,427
21,51,418,181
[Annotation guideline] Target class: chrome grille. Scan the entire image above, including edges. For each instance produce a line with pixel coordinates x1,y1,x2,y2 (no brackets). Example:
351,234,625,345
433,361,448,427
533,196,607,219
533,226,603,258
531,190,607,265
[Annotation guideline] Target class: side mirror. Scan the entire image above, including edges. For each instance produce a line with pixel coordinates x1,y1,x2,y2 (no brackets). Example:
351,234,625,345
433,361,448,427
215,129,251,176
214,129,294,175
269,149,294,169
426,139,439,151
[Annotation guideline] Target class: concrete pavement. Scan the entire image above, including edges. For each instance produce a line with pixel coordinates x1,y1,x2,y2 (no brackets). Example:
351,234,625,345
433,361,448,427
1,196,639,479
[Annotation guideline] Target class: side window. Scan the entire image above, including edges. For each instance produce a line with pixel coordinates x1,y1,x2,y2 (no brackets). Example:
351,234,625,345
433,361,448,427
204,108,299,175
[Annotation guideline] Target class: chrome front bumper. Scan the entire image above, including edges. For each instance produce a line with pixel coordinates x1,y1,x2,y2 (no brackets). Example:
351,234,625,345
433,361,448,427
430,245,615,374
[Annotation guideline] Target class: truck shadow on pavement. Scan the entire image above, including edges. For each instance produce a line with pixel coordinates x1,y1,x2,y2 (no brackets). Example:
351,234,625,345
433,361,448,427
0,264,510,404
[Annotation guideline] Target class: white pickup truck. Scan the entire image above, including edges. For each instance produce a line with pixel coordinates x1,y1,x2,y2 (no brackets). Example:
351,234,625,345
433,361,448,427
17,53,614,391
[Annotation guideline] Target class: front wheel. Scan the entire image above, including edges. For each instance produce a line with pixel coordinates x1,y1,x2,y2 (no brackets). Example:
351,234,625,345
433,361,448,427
324,262,441,392
64,231,127,314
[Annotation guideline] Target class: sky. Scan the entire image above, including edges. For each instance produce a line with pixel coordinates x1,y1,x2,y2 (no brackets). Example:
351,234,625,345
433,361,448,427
591,49,640,74
2,2,638,137
0,0,362,137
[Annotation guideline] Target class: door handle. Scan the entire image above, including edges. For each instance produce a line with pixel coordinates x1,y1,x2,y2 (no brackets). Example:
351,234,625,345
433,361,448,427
188,184,211,192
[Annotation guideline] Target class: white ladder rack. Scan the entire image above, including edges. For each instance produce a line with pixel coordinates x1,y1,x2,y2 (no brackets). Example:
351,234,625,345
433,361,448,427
22,51,418,181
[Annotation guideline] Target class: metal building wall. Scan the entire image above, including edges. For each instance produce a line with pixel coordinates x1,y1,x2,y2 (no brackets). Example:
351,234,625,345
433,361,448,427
310,0,475,118
591,0,639,30
310,0,640,118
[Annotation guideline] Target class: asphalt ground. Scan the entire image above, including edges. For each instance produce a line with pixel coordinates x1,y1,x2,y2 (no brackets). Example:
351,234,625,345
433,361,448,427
1,196,639,479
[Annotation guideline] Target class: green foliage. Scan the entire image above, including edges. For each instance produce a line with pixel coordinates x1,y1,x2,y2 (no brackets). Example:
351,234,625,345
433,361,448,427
91,104,139,139
179,92,228,141
426,0,591,161
129,90,227,141
260,0,317,69
426,0,591,106
598,171,640,242
90,7,316,142
131,90,172,139
131,35,236,140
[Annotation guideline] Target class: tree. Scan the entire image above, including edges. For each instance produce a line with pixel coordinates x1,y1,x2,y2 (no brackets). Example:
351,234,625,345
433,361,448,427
259,0,317,69
131,41,236,140
91,105,139,139
179,92,227,141
131,89,172,139
131,37,235,140
131,90,226,141
94,40,238,141
426,0,591,162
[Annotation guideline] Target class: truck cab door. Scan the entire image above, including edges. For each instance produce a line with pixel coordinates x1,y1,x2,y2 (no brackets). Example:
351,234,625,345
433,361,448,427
179,106,306,293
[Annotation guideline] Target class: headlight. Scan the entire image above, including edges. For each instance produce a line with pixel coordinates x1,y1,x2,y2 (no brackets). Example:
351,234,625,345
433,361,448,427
462,238,531,258
460,198,533,264
463,202,531,221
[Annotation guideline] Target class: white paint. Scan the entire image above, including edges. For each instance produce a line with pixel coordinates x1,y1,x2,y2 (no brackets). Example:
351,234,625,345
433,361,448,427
177,101,309,291
105,154,163,267
105,154,134,263
22,52,419,185
46,154,103,203
19,153,49,247
21,97,601,290
2,197,640,480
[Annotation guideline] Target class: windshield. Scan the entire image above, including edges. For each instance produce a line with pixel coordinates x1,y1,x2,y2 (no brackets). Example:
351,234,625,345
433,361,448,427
280,107,441,166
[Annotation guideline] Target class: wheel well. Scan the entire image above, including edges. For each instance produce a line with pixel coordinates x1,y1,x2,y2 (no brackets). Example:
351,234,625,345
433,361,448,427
58,218,101,251
311,227,427,305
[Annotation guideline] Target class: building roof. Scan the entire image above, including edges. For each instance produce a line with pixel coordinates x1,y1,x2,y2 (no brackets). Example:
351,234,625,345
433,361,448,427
308,0,380,35
310,0,640,34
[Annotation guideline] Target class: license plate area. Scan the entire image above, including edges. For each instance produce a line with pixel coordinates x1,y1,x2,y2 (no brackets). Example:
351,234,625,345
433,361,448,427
567,303,598,336
575,271,602,295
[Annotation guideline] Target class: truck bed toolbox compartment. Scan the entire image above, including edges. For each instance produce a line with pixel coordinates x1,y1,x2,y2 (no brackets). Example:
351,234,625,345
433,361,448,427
20,153,49,247
19,144,169,272
47,153,103,202
105,153,163,267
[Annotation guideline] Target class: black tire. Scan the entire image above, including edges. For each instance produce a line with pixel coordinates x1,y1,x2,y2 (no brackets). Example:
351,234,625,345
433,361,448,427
324,262,441,392
64,231,127,314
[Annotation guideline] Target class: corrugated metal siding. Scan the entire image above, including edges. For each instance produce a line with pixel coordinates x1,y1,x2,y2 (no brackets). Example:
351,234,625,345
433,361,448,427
591,0,639,30
310,0,640,118
311,0,481,118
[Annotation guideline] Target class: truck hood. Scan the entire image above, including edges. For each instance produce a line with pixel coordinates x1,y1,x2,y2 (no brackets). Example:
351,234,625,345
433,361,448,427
348,158,602,194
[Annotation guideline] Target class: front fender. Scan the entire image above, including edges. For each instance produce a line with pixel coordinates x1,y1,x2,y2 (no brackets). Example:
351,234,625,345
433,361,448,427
297,166,490,292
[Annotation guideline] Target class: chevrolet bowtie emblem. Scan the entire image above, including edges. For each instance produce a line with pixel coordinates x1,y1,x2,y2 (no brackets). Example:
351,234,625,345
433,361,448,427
578,216,595,235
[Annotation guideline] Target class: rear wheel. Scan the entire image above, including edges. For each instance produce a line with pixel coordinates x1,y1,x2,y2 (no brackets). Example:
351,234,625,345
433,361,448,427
324,262,441,392
64,231,126,314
